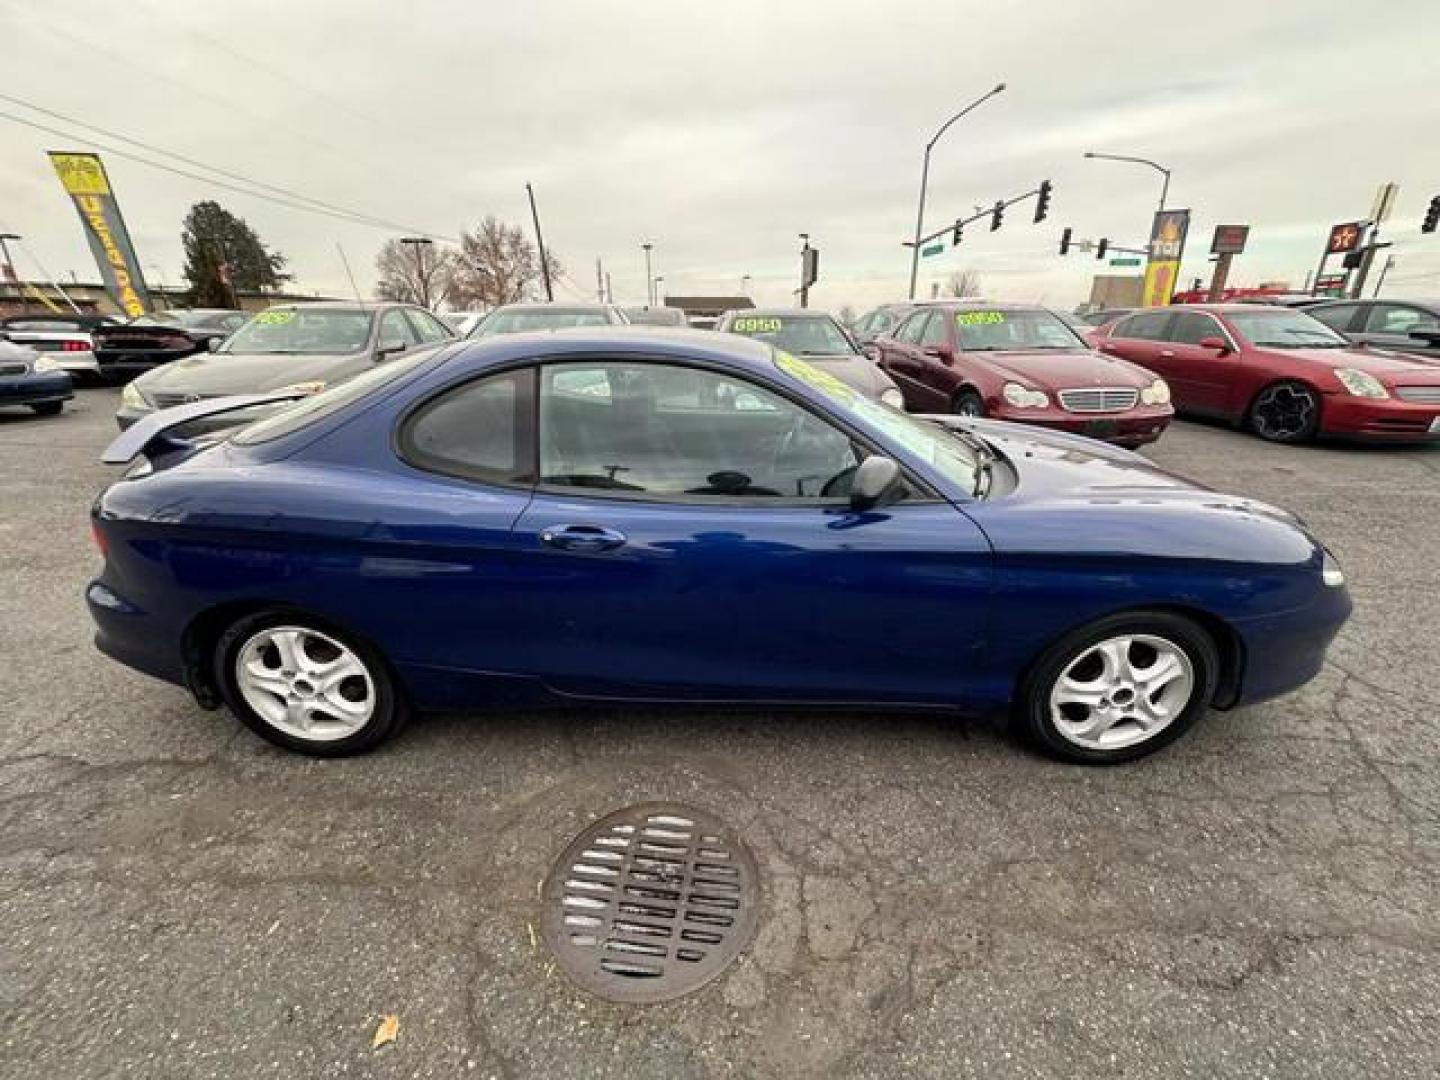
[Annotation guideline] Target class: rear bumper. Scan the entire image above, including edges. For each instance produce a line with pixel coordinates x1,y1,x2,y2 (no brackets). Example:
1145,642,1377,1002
988,404,1174,447
1228,583,1352,707
0,371,74,406
87,580,188,688
1320,395,1440,441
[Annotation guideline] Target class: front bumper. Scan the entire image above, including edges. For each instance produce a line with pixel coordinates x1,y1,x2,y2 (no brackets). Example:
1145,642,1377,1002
1320,394,1440,441
0,371,74,407
1228,582,1352,708
986,402,1174,447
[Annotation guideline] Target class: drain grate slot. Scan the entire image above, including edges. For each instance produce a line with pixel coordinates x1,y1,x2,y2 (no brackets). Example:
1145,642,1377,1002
541,803,760,1004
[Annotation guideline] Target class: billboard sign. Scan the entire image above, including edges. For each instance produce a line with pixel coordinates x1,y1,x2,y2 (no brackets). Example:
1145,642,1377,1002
1210,225,1250,255
48,151,151,317
1141,209,1189,307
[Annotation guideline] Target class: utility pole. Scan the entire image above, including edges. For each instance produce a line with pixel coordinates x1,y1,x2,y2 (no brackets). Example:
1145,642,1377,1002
399,237,435,307
798,234,811,309
525,182,553,301
641,242,654,306
0,232,18,285
1373,254,1396,297
595,257,605,303
605,271,613,304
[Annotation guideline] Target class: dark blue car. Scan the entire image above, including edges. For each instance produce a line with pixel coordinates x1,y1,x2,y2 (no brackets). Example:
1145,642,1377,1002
0,339,73,417
89,329,1351,764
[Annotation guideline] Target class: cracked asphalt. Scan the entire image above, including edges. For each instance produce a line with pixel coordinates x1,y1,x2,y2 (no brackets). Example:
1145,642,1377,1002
2,387,1438,1079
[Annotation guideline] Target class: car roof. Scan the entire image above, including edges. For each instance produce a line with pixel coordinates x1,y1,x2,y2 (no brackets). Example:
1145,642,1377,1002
489,302,613,312
726,308,837,319
450,325,774,371
263,301,411,312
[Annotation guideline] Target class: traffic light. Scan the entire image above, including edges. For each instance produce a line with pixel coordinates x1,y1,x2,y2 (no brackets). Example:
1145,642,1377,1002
1424,195,1440,234
952,220,964,246
1095,238,1109,260
1059,226,1072,256
1034,180,1052,223
990,200,1004,231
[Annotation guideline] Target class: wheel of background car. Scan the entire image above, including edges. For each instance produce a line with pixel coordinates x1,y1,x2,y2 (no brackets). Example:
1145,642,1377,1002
952,389,985,417
214,610,406,756
1015,611,1218,765
1247,381,1320,443
28,401,64,416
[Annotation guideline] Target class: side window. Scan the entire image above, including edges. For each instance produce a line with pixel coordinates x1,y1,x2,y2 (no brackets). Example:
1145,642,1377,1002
406,308,454,343
920,312,949,346
539,361,861,501
399,369,532,484
221,314,247,331
1363,304,1436,334
1169,312,1222,345
897,312,930,344
1112,311,1170,341
378,310,420,352
1308,304,1359,333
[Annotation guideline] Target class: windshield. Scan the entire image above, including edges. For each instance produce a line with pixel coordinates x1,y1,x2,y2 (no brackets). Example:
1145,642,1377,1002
473,307,613,335
953,309,1085,351
728,315,856,356
1227,309,1350,348
774,350,980,494
220,309,373,355
624,307,687,326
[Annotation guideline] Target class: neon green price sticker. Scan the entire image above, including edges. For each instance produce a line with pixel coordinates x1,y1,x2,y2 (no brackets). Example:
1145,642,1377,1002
775,349,857,402
732,317,783,333
956,311,1005,326
255,310,295,325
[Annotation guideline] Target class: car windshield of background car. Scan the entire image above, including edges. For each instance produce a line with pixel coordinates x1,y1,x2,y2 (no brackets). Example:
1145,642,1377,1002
953,309,1085,351
220,309,374,355
1227,310,1350,348
728,315,856,356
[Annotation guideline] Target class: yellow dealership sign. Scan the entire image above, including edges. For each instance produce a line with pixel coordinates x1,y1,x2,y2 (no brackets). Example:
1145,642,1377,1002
48,151,151,317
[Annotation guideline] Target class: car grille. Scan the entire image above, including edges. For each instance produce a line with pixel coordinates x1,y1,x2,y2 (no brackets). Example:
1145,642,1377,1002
1395,386,1440,404
0,362,28,376
1058,387,1139,413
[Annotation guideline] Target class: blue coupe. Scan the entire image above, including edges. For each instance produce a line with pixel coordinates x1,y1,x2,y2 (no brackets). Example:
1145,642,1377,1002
89,329,1351,764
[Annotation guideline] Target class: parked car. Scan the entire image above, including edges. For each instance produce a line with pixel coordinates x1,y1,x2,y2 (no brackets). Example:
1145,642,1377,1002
715,307,903,406
0,314,116,384
92,329,1351,765
115,301,455,430
850,302,916,346
92,308,249,382
468,303,628,336
0,339,73,417
623,306,689,327
1305,298,1440,359
1092,304,1440,443
871,301,1173,447
441,311,488,337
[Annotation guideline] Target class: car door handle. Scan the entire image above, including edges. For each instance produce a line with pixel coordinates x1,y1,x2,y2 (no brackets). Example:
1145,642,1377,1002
539,524,628,552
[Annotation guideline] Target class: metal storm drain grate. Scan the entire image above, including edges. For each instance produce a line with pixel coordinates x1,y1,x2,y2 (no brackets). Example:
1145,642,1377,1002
540,803,760,1004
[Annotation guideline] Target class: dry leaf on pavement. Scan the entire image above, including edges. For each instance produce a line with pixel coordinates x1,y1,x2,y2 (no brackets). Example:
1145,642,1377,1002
372,1014,399,1049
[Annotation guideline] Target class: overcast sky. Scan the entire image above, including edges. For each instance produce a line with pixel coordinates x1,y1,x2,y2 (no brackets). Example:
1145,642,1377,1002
2,0,1438,312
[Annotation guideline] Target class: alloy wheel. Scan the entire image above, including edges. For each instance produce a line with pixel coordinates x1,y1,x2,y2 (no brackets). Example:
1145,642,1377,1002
234,625,376,741
1251,383,1317,441
1048,633,1195,751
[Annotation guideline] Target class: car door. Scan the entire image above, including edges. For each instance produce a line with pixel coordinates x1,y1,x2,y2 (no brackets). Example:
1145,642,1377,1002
507,357,993,707
913,306,962,406
1352,303,1440,357
877,311,941,410
1159,311,1240,415
1097,310,1176,375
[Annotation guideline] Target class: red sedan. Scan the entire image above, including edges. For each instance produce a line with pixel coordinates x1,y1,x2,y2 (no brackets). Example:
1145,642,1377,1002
1092,304,1440,443
870,302,1173,447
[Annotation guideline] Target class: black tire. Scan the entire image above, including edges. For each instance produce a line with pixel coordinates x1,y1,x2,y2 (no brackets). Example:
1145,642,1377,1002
28,401,64,416
1247,381,1320,443
1013,611,1219,765
213,610,407,757
952,389,985,417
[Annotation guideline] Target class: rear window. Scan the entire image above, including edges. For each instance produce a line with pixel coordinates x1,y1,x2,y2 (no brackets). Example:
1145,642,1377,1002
230,350,433,445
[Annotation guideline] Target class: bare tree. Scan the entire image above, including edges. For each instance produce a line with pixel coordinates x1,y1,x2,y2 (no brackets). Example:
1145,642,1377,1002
945,269,984,298
445,216,562,310
375,239,456,307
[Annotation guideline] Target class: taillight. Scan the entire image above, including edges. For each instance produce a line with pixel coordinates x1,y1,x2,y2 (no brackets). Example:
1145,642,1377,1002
90,521,108,558
63,340,89,352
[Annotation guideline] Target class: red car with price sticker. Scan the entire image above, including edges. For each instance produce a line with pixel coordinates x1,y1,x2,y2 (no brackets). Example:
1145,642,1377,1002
870,301,1174,447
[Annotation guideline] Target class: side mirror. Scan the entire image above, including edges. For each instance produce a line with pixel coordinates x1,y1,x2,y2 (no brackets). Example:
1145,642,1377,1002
376,340,407,359
923,344,955,365
849,455,904,511
1198,336,1230,354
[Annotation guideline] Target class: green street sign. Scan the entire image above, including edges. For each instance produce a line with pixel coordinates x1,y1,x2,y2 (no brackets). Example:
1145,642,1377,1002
1109,257,1141,267
921,242,944,257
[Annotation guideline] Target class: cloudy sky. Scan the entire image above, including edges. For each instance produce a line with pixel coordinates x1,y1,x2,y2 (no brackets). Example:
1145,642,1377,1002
2,0,1438,312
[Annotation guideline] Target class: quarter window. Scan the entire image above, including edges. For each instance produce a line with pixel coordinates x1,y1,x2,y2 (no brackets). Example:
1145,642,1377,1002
539,361,861,501
399,369,533,483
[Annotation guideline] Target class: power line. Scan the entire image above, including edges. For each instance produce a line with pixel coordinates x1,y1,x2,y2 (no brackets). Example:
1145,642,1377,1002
0,92,447,239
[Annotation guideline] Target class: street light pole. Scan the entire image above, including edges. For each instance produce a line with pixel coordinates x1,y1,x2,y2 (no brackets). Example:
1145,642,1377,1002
642,242,654,306
907,82,1007,300
399,237,435,308
741,273,752,296
0,232,19,285
1082,151,1172,214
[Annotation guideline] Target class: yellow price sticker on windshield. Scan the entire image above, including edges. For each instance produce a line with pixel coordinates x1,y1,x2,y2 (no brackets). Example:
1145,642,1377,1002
956,311,1005,326
255,310,295,325
733,317,782,333
775,349,856,401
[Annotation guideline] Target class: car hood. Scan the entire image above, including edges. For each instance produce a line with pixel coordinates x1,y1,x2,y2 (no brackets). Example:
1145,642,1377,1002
135,351,364,396
800,353,898,397
968,348,1154,389
1255,345,1440,383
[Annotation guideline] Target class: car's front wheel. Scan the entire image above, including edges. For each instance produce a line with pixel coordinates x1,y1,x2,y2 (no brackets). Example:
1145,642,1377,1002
952,389,985,417
1248,381,1319,443
214,612,406,756
1015,612,1218,764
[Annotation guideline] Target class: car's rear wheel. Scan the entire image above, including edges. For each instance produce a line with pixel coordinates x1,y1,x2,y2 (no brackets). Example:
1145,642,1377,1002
29,401,64,416
1015,612,1218,764
952,389,985,417
1248,381,1319,443
214,611,406,756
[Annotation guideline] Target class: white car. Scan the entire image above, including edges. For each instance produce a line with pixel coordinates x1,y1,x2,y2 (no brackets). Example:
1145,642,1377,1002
0,315,115,384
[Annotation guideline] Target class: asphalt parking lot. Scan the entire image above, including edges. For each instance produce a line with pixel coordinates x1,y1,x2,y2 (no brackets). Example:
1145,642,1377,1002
2,388,1437,1079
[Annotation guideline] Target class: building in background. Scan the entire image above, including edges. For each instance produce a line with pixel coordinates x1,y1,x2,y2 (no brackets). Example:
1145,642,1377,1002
664,294,754,330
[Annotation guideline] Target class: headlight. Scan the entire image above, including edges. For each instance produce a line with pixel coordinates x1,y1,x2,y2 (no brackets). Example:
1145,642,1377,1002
1335,368,1387,399
1002,382,1049,408
276,380,327,396
32,354,61,373
879,387,904,409
1140,378,1171,406
1322,550,1345,588
120,381,149,409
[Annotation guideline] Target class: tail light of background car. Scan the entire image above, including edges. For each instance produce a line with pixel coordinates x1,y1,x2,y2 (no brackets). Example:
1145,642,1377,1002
90,520,108,558
62,340,89,352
